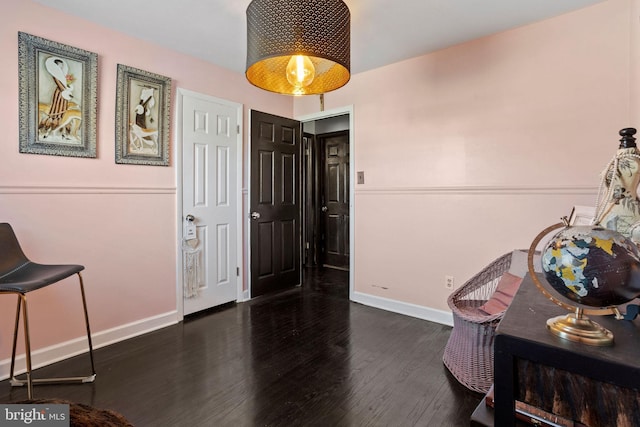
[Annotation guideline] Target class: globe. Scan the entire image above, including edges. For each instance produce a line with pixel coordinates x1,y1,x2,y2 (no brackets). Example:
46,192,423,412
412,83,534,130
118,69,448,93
541,225,640,307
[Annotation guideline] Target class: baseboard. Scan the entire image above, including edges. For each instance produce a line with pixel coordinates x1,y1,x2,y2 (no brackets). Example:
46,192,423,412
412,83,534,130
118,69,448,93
0,310,179,381
351,291,453,327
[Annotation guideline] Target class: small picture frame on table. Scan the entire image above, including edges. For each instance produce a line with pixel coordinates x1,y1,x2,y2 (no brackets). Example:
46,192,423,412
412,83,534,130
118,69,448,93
18,31,98,158
568,205,596,226
115,64,171,166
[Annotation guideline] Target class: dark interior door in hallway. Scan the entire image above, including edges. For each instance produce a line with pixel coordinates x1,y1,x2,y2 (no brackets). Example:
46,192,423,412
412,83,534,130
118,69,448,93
250,110,301,298
320,131,349,270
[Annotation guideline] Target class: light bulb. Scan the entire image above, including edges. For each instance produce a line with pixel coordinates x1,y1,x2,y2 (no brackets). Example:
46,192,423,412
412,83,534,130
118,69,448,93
286,55,315,89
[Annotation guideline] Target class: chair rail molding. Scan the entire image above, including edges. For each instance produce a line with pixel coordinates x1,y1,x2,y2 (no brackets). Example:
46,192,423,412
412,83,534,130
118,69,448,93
355,185,598,196
0,185,176,195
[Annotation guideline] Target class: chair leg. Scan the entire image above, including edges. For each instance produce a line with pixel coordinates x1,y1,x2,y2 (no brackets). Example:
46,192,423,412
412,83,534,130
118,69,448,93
8,295,21,382
21,296,34,399
9,295,33,399
77,272,96,377
9,272,97,396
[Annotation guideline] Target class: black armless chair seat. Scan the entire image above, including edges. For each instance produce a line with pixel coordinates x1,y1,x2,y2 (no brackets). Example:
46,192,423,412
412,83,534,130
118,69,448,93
0,223,95,399
0,262,84,293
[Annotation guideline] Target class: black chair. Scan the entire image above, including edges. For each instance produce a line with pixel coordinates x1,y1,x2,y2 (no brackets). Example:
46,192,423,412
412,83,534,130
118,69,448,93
0,223,95,398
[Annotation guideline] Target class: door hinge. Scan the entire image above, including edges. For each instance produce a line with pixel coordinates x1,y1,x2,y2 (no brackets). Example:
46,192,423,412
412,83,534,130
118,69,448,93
237,267,240,276
237,124,240,134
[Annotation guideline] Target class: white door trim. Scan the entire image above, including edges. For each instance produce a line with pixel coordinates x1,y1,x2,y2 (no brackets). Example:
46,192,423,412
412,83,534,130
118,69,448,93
296,105,355,300
175,88,244,319
245,110,253,302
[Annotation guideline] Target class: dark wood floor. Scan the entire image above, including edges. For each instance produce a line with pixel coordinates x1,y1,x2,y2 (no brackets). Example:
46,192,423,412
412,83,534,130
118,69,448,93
0,267,482,426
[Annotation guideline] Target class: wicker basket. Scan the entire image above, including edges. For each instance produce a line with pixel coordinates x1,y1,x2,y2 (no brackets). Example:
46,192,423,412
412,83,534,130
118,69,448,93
442,252,515,394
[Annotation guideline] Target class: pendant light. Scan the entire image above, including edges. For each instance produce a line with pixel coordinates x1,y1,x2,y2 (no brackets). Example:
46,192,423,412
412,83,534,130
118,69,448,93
246,0,351,96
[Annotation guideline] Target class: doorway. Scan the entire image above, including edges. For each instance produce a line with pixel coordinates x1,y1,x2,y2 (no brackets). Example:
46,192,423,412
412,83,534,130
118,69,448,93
303,129,349,270
247,107,354,300
298,108,354,296
248,110,302,298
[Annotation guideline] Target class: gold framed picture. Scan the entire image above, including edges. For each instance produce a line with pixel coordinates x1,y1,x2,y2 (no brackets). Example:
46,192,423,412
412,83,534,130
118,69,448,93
18,32,98,158
115,64,171,166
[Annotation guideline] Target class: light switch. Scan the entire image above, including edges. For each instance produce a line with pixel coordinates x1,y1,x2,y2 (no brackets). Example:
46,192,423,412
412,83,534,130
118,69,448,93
357,171,365,185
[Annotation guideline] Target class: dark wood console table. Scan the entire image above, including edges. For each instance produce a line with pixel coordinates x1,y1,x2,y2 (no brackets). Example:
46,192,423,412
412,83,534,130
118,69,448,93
492,274,640,427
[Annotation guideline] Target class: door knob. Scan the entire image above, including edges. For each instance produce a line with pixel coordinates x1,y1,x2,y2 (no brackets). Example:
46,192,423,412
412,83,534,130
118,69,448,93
185,214,195,222
321,206,328,212
250,212,261,220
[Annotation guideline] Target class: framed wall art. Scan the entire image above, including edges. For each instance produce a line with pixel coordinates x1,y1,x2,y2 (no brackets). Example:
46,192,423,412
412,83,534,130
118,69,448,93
115,64,171,166
18,31,98,158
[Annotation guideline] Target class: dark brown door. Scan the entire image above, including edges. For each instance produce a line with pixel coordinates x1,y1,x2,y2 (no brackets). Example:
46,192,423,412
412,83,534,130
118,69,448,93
302,133,318,266
250,110,301,297
320,131,349,270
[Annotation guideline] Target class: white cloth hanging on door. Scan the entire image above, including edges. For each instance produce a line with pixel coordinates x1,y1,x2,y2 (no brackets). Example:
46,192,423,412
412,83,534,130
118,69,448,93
182,238,201,298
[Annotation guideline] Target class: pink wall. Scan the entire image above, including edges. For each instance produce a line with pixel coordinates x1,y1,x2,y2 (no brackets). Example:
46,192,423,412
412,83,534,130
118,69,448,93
1,0,638,366
296,0,638,315
0,0,292,362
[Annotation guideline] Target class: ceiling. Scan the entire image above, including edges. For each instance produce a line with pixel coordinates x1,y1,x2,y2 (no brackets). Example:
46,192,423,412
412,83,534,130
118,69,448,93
33,0,603,75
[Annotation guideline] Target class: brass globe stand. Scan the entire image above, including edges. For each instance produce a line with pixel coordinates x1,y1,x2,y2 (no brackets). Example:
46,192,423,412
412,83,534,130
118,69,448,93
528,222,618,346
546,308,613,346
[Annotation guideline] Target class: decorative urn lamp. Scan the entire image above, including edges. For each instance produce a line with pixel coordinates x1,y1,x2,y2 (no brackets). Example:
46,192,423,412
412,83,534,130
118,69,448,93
593,127,640,244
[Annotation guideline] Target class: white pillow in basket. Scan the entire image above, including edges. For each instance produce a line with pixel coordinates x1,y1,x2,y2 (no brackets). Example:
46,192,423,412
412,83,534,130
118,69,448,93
508,249,541,278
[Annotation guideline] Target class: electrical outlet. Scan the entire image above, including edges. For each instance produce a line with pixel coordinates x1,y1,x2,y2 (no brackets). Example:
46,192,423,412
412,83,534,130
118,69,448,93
445,275,454,289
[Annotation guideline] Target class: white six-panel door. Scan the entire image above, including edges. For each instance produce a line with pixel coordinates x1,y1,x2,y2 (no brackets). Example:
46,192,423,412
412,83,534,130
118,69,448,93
181,90,241,315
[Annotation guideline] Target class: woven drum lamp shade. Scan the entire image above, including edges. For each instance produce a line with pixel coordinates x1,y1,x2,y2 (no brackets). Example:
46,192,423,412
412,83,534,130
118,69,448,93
246,0,350,95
